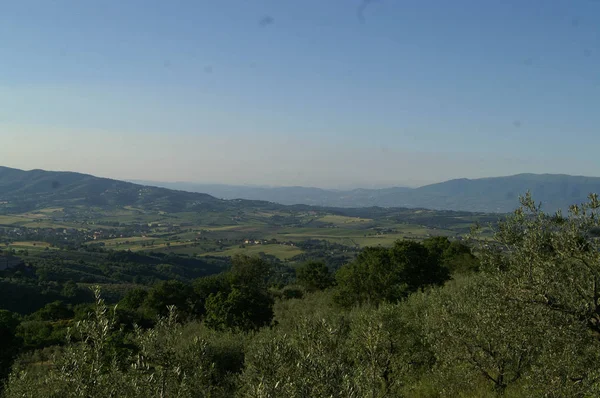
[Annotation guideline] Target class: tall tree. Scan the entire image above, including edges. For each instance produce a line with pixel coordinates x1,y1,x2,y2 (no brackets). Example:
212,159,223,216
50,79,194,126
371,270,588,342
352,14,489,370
145,280,198,318
204,287,274,332
334,241,450,308
296,261,334,291
478,193,600,335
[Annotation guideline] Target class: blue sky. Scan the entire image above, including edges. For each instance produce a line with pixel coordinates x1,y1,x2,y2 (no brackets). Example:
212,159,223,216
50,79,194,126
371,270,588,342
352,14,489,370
1,0,599,188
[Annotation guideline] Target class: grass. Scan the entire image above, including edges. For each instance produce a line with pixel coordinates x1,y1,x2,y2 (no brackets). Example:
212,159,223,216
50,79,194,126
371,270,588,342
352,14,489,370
87,236,195,251
0,206,487,259
27,220,83,229
0,215,74,229
94,236,156,246
270,222,457,248
201,244,304,260
201,225,250,232
16,212,48,219
318,215,373,224
110,239,197,251
11,241,52,248
37,207,65,214
0,215,32,225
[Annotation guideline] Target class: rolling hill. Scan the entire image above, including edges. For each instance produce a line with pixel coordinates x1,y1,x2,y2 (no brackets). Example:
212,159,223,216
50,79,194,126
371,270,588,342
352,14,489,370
135,174,600,213
129,181,414,208
3,166,599,213
0,166,223,213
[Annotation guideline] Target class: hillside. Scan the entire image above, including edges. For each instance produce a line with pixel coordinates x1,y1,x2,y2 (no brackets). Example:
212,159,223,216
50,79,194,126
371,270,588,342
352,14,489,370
0,166,224,213
137,174,600,213
407,174,600,213
130,181,414,208
4,166,599,214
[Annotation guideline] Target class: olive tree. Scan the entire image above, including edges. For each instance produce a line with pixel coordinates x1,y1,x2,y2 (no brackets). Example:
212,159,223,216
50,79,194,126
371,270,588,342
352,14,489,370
457,192,600,394
4,288,233,398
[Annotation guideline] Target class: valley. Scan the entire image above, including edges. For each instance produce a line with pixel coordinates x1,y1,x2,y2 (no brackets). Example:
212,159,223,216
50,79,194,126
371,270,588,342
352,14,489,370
0,201,492,263
0,166,498,317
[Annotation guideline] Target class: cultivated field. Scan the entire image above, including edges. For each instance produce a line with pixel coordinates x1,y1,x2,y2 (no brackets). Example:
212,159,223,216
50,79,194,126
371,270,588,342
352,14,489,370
1,204,495,261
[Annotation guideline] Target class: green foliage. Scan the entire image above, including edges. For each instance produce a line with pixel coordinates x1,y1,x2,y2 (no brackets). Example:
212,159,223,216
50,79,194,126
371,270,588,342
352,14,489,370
0,280,65,315
296,261,334,291
419,275,595,395
423,236,479,274
9,195,600,397
118,288,148,310
202,256,276,332
240,303,434,398
192,273,231,310
281,286,304,300
16,320,68,350
334,241,450,308
0,310,21,389
272,289,338,333
441,241,480,274
390,240,449,291
6,288,126,397
240,314,355,397
421,236,451,262
145,280,199,318
129,309,223,397
32,301,74,322
346,303,435,397
204,287,274,332
60,281,79,298
4,289,239,398
432,192,600,396
334,247,404,308
476,193,600,334
229,255,272,289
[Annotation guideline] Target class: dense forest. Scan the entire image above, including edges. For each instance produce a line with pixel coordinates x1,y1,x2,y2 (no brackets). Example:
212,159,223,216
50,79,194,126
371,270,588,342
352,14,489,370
2,194,600,397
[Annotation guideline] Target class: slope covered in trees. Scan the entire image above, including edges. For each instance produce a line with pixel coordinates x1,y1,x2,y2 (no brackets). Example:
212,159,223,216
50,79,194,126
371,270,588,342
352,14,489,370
0,166,224,213
3,195,600,396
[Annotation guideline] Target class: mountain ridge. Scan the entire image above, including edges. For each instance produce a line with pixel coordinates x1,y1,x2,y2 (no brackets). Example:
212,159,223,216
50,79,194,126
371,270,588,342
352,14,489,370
0,166,224,213
132,173,600,213
3,166,600,213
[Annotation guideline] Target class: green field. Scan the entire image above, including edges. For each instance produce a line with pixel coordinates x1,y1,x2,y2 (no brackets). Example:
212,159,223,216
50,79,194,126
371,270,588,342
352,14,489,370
11,241,52,248
0,215,39,225
201,244,304,260
88,236,198,251
0,213,83,230
317,215,373,224
94,236,156,246
1,201,494,263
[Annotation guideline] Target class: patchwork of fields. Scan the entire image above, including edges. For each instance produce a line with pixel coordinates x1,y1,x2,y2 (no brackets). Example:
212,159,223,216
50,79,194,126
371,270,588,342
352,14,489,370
0,204,497,261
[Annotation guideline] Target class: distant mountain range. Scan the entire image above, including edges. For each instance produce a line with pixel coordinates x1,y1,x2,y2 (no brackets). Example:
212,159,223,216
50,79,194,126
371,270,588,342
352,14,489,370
1,166,598,214
133,174,600,213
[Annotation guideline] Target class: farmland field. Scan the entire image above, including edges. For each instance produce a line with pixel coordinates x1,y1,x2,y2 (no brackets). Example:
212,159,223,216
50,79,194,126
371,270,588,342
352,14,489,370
11,241,52,248
0,200,498,269
318,215,373,224
201,243,304,260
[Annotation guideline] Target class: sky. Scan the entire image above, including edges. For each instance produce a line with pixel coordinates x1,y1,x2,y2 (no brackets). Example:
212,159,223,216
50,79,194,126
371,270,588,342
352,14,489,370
1,0,599,188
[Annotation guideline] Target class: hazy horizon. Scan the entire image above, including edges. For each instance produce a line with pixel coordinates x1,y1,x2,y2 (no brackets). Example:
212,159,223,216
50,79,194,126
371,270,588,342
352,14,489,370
1,1,598,187
4,162,600,191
